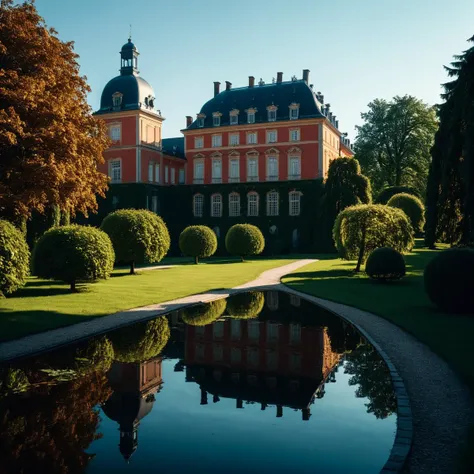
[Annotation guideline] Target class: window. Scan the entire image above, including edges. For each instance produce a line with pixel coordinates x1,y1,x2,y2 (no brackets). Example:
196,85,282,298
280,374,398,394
212,135,222,147
290,353,301,371
194,161,204,184
148,162,154,182
229,111,239,125
212,159,222,183
231,320,241,340
213,322,225,339
290,107,299,120
151,196,158,213
195,343,205,361
267,106,277,122
229,133,240,146
213,113,221,127
289,156,301,180
267,156,278,181
165,165,169,183
266,191,279,216
267,130,277,143
211,194,222,217
247,132,257,145
171,168,176,184
112,93,123,108
195,137,204,148
155,163,160,183
248,321,260,341
247,347,259,366
290,323,301,344
247,158,258,181
266,351,278,371
213,226,220,239
197,117,205,128
109,159,121,183
267,291,279,310
231,347,242,363
193,194,204,217
289,191,301,216
109,125,121,141
290,129,300,141
247,192,259,216
267,323,279,342
229,193,240,217
290,294,301,307
179,168,185,184
247,111,255,123
229,159,240,182
213,345,223,362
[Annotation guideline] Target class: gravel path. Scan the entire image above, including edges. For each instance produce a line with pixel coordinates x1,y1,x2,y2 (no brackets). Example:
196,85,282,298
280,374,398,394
282,284,474,474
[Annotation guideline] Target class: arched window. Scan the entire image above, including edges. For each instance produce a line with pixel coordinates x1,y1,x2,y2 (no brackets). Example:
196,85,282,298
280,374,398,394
289,191,301,216
266,191,279,216
247,192,259,217
193,194,204,217
211,194,222,217
229,193,240,217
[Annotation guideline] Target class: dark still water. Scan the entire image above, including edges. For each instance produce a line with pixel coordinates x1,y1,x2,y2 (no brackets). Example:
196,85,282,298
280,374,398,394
0,291,397,474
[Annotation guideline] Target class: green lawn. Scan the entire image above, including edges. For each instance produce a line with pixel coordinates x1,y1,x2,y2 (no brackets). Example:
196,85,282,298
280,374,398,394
283,241,474,391
0,257,296,342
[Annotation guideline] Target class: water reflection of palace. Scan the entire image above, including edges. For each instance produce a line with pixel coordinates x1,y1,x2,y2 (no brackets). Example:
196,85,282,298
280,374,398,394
102,357,163,461
184,292,342,420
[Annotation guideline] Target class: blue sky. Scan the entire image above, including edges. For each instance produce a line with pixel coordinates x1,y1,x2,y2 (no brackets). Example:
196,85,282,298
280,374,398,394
33,0,474,139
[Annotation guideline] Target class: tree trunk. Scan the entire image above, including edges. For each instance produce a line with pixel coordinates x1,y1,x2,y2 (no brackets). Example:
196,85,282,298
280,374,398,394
355,224,367,273
395,164,402,186
70,280,76,292
195,256,198,265
130,261,135,275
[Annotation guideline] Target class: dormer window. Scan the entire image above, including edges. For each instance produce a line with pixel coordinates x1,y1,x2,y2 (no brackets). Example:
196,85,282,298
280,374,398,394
289,103,300,120
267,105,278,122
213,112,222,127
112,92,123,110
229,109,239,125
197,114,205,128
246,108,257,124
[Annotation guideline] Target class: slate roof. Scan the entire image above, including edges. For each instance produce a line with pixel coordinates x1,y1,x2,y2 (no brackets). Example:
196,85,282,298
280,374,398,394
162,137,186,160
186,80,325,130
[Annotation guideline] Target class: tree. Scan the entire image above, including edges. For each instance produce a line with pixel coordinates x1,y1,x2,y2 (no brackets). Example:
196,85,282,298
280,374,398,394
179,225,217,264
319,158,372,250
226,291,265,319
181,299,227,326
0,1,109,223
32,225,115,292
354,96,438,197
101,209,170,274
387,193,425,234
225,224,265,261
425,35,474,247
376,185,420,204
333,204,414,272
0,220,30,296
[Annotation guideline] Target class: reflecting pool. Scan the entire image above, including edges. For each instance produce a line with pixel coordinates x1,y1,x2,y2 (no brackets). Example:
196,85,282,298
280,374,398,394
0,290,397,474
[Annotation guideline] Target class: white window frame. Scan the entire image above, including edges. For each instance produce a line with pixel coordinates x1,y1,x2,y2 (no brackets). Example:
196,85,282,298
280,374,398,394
151,195,158,213
230,114,238,125
288,156,301,180
229,158,240,182
109,125,121,142
247,192,259,217
266,191,279,216
267,107,277,122
109,159,122,183
289,191,302,216
211,194,223,217
266,156,278,181
194,160,204,184
195,137,204,149
247,112,255,124
155,163,160,183
193,194,204,217
247,132,257,145
290,108,299,120
178,168,185,184
197,117,205,128
267,130,278,144
229,192,240,217
148,161,154,182
229,133,240,146
212,134,222,147
212,158,222,183
290,129,300,142
171,168,176,184
247,157,258,182
213,113,221,127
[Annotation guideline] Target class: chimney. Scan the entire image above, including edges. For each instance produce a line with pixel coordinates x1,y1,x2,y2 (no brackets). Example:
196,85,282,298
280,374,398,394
302,69,310,84
319,94,324,105
225,81,232,91
324,103,331,115
248,76,255,87
335,119,339,129
277,72,283,83
186,115,192,127
213,81,221,97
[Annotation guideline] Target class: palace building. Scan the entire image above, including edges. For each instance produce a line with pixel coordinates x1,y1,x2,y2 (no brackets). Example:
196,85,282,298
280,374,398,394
92,39,354,253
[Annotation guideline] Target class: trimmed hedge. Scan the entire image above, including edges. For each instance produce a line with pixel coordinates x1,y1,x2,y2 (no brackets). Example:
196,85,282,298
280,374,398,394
111,317,170,363
101,209,170,274
179,225,217,264
182,299,227,326
225,224,265,261
0,220,30,296
32,225,115,292
387,193,425,234
376,186,421,204
227,291,265,319
424,248,474,314
333,204,414,271
365,247,406,281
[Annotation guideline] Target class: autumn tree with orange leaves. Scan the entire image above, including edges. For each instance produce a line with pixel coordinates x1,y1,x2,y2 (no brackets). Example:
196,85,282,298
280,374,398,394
0,0,109,223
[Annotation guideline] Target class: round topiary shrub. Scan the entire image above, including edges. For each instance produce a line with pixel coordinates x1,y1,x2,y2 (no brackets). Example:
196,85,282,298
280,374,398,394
227,291,265,319
111,316,170,363
32,225,114,292
0,219,30,297
365,247,406,282
387,193,425,234
179,225,217,264
333,204,414,272
424,248,474,314
101,209,170,274
376,186,420,204
181,299,227,326
225,224,265,261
